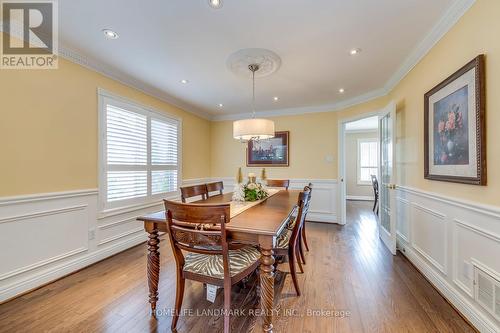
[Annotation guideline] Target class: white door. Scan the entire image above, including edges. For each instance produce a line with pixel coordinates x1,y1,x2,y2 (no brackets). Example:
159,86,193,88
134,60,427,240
379,102,397,255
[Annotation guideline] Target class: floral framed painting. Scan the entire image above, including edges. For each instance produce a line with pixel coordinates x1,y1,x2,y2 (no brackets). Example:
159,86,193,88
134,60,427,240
247,131,289,167
424,55,486,185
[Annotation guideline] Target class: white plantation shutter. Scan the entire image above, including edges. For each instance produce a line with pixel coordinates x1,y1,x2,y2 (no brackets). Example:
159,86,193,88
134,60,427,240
106,106,147,165
151,118,179,195
99,91,181,210
152,119,178,165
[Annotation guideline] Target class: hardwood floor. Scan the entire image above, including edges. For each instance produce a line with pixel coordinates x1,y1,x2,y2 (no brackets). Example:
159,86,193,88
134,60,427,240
0,201,475,333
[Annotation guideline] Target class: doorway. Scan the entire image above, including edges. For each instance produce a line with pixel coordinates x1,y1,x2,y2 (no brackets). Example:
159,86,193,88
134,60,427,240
337,102,397,254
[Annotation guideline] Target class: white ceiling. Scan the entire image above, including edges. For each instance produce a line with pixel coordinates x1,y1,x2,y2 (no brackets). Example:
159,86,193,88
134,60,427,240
346,116,379,132
55,0,466,119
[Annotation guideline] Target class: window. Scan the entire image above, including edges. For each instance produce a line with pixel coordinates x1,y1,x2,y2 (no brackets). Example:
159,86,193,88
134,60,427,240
99,90,181,211
357,138,378,184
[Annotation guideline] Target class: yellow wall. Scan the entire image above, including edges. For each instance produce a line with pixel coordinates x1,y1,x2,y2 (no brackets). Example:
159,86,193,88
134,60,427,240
210,97,389,180
211,112,339,180
210,0,500,206
2,0,498,206
389,0,499,206
0,42,211,196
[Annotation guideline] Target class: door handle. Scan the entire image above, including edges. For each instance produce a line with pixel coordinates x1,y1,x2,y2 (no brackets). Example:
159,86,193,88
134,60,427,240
388,184,396,190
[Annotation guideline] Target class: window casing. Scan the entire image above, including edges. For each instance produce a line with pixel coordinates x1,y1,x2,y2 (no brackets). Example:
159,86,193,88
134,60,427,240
357,138,378,185
98,90,181,212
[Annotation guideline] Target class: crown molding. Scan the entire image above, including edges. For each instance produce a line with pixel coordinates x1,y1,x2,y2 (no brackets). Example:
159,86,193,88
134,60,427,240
58,46,213,120
0,21,212,121
384,0,476,92
2,0,475,121
211,87,388,121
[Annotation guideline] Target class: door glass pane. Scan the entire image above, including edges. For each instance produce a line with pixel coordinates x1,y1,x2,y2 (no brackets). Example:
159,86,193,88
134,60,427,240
380,114,392,233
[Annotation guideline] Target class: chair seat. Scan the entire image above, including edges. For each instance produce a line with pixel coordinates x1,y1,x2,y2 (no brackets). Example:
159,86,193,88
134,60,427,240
183,246,260,279
276,230,291,249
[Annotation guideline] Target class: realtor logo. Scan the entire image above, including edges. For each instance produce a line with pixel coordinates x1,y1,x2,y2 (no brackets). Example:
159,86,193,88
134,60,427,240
1,0,58,69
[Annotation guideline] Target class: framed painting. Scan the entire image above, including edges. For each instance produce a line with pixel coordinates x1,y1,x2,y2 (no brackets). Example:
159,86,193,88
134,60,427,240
247,131,289,167
424,55,486,185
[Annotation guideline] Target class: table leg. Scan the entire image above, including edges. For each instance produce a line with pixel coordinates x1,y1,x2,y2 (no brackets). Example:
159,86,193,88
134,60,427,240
147,228,160,314
259,246,275,332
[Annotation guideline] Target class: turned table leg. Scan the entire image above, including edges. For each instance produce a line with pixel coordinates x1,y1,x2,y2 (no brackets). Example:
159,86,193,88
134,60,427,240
259,246,275,332
147,228,160,314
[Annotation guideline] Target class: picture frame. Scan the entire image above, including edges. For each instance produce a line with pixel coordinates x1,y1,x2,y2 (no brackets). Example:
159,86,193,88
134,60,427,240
424,55,486,185
247,131,289,167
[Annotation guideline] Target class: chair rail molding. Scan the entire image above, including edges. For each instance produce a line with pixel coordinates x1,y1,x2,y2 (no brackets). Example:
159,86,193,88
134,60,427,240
395,186,500,333
0,178,215,303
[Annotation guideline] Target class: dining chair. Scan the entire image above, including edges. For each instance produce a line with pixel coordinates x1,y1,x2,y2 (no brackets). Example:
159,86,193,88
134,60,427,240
274,187,310,296
266,179,290,190
164,200,261,333
180,184,208,203
301,183,312,254
370,175,379,215
206,181,224,197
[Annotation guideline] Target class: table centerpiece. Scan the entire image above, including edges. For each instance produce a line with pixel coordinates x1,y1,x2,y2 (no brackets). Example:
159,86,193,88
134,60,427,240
233,172,269,202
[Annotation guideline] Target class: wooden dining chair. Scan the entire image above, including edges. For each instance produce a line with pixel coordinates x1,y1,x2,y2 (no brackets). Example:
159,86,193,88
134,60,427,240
273,188,310,296
370,175,379,215
206,181,224,197
266,179,290,190
180,184,208,203
301,183,312,253
164,200,261,333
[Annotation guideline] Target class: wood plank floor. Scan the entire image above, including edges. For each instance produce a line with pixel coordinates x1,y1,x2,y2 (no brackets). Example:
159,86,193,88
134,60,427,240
0,201,475,333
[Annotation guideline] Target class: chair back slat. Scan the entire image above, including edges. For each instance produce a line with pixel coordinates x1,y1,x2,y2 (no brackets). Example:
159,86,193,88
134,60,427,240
370,175,379,196
289,188,311,243
180,184,209,203
266,179,290,190
206,181,224,196
164,200,230,256
303,183,313,216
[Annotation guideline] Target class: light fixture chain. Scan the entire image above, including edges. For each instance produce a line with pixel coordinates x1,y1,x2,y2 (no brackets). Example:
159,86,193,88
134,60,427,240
252,66,256,118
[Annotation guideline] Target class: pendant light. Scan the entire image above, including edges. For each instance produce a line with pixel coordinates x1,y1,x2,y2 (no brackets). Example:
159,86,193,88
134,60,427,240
233,64,275,141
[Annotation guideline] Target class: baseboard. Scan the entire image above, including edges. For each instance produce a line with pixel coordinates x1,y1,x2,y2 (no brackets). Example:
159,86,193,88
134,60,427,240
306,212,337,224
346,195,374,201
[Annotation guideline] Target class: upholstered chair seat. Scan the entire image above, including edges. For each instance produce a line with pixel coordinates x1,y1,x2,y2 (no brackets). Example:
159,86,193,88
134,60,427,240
276,231,292,249
183,246,260,279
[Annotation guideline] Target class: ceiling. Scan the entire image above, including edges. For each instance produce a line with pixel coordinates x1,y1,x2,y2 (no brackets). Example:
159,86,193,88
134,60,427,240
56,0,465,119
346,116,379,132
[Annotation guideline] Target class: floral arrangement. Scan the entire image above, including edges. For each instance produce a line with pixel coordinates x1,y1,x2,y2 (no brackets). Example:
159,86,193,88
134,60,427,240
232,172,270,202
435,103,467,165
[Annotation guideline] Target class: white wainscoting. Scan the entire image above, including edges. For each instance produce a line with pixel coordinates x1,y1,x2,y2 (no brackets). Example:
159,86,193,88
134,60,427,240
395,186,500,333
0,179,209,303
0,177,336,303
216,177,338,224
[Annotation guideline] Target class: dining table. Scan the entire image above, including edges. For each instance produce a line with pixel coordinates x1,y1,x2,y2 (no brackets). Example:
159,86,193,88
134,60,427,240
137,189,300,333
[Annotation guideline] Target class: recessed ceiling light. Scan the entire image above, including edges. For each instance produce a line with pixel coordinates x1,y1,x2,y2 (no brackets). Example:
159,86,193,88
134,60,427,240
218,103,224,108
349,48,361,56
273,96,279,101
208,0,223,9
102,29,119,40
339,88,345,93
180,79,189,84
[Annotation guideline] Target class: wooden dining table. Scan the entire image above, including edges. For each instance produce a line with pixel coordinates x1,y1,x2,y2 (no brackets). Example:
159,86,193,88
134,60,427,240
137,189,300,333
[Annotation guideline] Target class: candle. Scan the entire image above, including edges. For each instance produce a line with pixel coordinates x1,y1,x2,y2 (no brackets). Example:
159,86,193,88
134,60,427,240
248,172,256,184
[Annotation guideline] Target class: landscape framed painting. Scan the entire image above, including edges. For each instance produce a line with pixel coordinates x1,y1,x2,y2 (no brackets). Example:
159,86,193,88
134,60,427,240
424,55,486,185
247,131,289,167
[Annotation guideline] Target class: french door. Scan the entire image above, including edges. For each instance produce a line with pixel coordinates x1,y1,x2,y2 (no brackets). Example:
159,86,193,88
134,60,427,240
379,102,397,255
